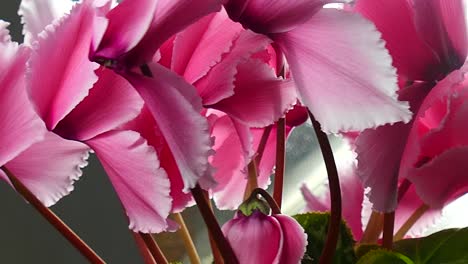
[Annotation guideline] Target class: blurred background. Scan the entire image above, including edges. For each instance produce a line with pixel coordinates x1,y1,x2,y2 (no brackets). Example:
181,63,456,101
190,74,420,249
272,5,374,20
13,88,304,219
1,1,468,263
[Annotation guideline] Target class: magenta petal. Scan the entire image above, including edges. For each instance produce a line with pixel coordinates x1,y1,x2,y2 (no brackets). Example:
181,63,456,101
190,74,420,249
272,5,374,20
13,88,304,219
18,0,75,45
28,2,103,130
275,215,307,264
209,114,248,209
408,147,468,208
355,123,412,212
124,107,194,213
172,9,243,84
54,68,143,141
222,212,282,263
224,0,336,34
94,0,157,60
412,0,467,70
122,0,222,67
212,59,297,127
87,130,172,233
0,41,45,167
353,0,441,80
5,132,89,207
273,9,412,133
124,63,214,191
196,30,272,105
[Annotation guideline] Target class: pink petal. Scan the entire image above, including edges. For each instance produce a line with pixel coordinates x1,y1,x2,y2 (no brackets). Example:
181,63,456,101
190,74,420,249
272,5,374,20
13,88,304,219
0,41,45,167
122,0,222,67
124,107,194,213
93,0,157,60
356,122,412,212
408,147,468,208
302,159,364,238
195,30,272,105
123,63,214,191
28,1,105,130
222,212,282,264
352,0,442,81
399,68,466,178
18,0,75,45
273,9,412,133
5,132,89,207
54,67,143,141
0,21,11,42
210,115,249,209
211,59,297,127
412,0,467,72
86,130,172,233
172,9,243,84
224,0,336,34
395,184,442,238
275,214,308,264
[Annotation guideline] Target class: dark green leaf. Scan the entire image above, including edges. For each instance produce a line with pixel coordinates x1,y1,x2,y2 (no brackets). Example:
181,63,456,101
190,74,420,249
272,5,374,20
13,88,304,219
355,243,381,259
357,249,414,264
393,227,468,264
293,212,357,264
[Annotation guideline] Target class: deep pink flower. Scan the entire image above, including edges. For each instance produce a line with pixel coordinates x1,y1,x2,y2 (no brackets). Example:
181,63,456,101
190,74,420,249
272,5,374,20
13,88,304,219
223,0,412,133
142,9,300,210
0,22,90,207
222,211,307,264
23,2,174,232
352,0,468,212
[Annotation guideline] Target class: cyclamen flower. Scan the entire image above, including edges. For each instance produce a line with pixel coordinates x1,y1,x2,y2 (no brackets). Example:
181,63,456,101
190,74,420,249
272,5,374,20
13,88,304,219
222,211,307,264
223,0,412,133
154,8,299,210
301,142,441,239
352,0,468,212
0,21,89,207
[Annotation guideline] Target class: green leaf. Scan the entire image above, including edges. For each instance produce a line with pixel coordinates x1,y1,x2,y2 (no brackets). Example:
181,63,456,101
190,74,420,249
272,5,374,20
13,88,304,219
357,249,414,264
355,243,381,259
393,228,468,264
293,212,357,264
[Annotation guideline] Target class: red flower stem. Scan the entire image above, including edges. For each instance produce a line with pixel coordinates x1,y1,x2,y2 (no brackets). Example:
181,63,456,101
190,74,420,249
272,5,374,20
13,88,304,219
382,212,395,250
131,232,157,264
191,185,238,264
139,233,168,264
397,179,411,203
243,160,259,200
2,166,105,264
255,125,273,166
307,111,342,264
251,188,281,215
201,190,224,264
273,118,286,208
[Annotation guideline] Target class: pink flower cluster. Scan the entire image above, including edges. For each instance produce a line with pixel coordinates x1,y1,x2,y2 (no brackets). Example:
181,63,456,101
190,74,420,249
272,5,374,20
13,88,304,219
0,0,466,262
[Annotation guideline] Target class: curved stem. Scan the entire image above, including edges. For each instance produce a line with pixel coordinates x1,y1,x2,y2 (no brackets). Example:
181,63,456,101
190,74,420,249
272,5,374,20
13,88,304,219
394,204,429,241
139,233,168,264
191,185,238,264
383,212,395,249
273,118,286,209
173,213,201,264
251,188,281,215
132,232,157,264
308,111,342,264
2,166,105,264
